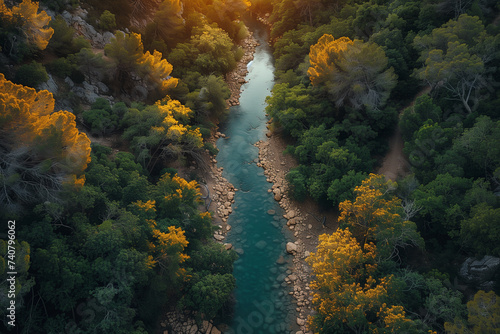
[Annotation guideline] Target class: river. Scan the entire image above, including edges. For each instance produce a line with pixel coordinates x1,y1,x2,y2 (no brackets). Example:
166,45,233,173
215,20,297,334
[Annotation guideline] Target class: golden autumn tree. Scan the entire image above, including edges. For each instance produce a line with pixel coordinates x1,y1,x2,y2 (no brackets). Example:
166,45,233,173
308,34,396,110
339,173,424,261
306,228,418,333
0,0,54,50
122,97,204,169
150,225,189,277
131,198,190,286
0,73,91,214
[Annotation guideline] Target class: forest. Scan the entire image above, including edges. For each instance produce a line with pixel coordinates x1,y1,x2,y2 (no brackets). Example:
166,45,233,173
0,0,499,333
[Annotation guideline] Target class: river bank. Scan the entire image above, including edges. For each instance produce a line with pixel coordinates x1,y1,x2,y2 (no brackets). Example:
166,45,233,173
203,30,261,240
157,29,261,334
255,129,340,334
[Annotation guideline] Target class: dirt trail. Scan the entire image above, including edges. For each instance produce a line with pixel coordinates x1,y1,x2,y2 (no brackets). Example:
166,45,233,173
377,87,432,181
377,126,410,181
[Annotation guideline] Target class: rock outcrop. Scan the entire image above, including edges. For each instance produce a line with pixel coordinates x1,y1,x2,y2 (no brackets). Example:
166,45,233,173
459,255,500,289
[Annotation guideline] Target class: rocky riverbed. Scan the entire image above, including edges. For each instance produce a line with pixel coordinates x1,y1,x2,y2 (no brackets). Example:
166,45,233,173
157,29,261,334
255,124,340,334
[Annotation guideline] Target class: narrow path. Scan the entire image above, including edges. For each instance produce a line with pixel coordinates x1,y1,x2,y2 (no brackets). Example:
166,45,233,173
377,126,410,181
377,87,431,181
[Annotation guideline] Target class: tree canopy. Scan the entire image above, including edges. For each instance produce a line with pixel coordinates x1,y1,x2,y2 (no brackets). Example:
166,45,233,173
308,34,397,110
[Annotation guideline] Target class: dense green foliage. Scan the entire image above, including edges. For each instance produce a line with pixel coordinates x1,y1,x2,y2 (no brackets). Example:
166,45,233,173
0,144,238,332
1,0,499,332
0,0,248,332
265,0,500,332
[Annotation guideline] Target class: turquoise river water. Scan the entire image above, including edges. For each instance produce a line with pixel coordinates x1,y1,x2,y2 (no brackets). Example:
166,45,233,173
216,21,297,334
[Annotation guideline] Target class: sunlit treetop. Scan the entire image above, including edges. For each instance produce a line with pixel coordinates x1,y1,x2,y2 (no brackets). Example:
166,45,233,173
0,0,54,50
0,74,91,213
308,34,397,110
0,74,91,176
308,35,354,86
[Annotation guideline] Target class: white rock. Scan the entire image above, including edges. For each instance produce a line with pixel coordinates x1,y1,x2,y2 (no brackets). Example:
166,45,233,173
286,242,297,254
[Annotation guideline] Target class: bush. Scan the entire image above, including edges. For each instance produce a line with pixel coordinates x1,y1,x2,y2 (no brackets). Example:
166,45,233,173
14,61,48,87
203,142,218,156
286,168,308,201
82,98,118,134
99,10,116,30
46,57,75,78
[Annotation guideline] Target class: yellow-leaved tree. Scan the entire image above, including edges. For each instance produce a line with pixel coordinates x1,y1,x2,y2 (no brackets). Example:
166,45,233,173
308,34,396,110
0,0,54,50
306,228,417,333
339,173,424,261
0,73,91,213
130,198,191,285
122,97,204,169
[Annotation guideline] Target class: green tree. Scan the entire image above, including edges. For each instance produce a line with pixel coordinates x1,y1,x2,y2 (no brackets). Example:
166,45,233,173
413,173,473,238
47,15,90,56
187,243,238,276
73,48,110,83
104,31,178,99
99,10,116,30
413,14,500,113
399,94,442,142
445,290,500,334
451,116,500,179
144,0,185,47
327,170,367,208
461,203,500,256
14,60,48,87
181,273,236,319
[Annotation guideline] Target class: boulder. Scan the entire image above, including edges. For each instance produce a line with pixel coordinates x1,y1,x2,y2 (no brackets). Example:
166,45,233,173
189,324,198,334
284,210,296,219
459,255,500,286
297,318,306,326
214,234,225,241
286,242,297,254
201,320,212,333
37,74,58,94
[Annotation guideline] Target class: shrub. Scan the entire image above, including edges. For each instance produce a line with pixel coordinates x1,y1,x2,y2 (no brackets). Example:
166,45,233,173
46,57,75,78
99,10,116,30
14,61,48,87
